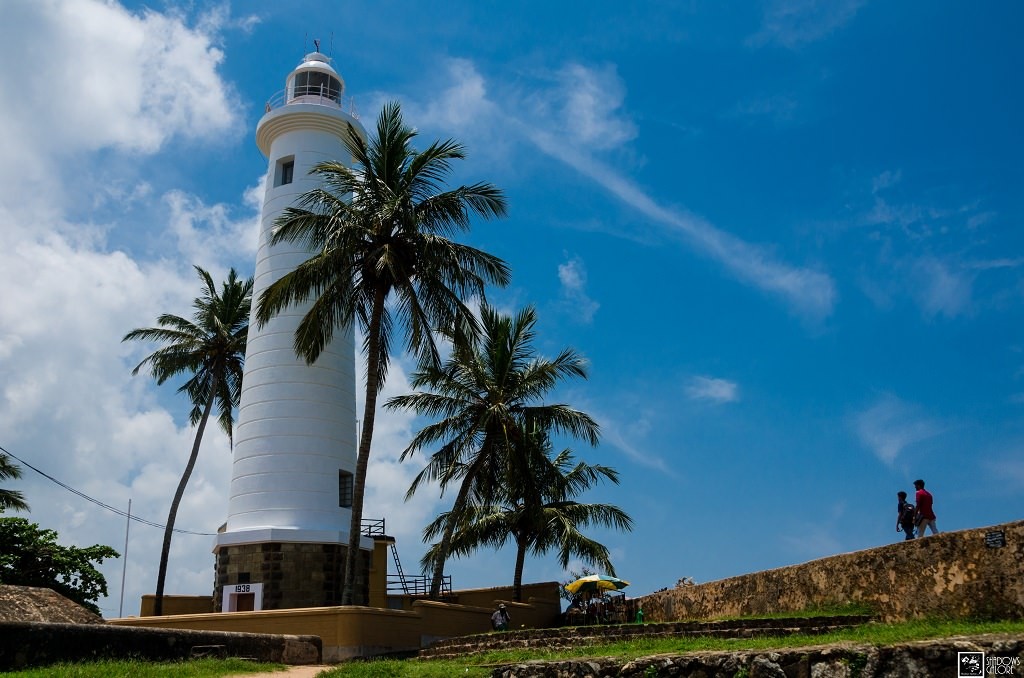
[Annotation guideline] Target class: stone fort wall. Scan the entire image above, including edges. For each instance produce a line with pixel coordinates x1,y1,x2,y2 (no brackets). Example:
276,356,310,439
639,519,1024,623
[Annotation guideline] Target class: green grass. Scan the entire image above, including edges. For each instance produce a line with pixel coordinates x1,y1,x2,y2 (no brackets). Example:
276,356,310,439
312,618,1024,677
4,619,1022,678
0,657,287,678
707,601,877,620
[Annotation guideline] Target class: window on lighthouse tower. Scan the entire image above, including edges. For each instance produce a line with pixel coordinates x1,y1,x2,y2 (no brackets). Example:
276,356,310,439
339,470,354,508
275,157,294,187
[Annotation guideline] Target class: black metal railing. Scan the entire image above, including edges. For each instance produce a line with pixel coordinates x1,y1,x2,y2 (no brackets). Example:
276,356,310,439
360,517,455,597
360,517,385,537
387,573,452,596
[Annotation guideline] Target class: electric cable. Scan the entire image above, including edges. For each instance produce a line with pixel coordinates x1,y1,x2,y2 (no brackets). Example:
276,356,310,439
0,444,216,536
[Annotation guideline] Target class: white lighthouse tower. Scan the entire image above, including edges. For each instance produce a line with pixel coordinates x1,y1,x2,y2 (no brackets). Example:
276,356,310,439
214,50,369,612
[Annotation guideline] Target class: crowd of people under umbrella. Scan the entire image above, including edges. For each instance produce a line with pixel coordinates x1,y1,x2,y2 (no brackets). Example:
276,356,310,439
562,574,636,626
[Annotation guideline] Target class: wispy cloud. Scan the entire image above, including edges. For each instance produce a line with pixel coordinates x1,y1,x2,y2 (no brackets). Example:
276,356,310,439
553,63,637,150
852,394,945,465
593,409,671,474
414,58,496,132
905,256,973,319
748,0,867,49
521,122,836,319
557,254,600,323
409,59,837,322
982,455,1024,491
854,170,1019,319
728,94,799,124
686,376,740,404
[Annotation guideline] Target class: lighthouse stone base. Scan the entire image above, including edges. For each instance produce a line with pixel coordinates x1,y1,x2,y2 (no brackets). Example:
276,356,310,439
214,530,372,611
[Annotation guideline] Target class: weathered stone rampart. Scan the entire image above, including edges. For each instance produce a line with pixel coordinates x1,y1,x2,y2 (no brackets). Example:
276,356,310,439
0,621,321,670
639,520,1024,623
421,615,873,659
490,634,1023,677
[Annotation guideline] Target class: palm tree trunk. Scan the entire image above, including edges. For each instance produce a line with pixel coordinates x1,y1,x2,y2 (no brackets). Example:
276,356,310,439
153,381,217,616
429,473,476,598
341,288,387,605
512,538,527,602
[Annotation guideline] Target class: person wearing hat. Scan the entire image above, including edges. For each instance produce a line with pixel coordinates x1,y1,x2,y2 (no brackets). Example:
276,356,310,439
491,603,511,631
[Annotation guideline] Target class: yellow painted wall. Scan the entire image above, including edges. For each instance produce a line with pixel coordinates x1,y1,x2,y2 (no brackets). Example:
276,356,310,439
138,595,213,617
113,581,562,662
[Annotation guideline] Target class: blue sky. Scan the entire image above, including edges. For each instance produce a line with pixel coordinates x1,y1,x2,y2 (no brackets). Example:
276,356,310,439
1,0,1022,616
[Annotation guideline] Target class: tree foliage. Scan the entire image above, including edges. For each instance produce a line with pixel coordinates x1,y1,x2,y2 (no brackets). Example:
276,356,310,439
122,265,252,616
421,442,632,601
0,517,118,615
0,453,29,512
388,303,603,597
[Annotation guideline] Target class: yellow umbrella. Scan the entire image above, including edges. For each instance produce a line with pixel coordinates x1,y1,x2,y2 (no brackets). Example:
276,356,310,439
564,574,630,595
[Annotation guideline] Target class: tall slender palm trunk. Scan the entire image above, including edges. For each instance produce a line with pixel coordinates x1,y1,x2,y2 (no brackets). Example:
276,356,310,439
429,471,477,598
153,379,218,616
512,539,528,602
341,289,386,605
429,490,463,598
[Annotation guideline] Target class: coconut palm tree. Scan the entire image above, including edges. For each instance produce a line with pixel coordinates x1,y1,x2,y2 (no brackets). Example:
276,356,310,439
255,101,509,604
387,304,600,598
0,453,29,512
123,266,252,616
421,438,632,601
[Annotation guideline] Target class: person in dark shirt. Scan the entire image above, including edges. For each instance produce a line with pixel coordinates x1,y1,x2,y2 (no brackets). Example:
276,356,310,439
913,479,938,536
896,490,916,540
491,603,510,631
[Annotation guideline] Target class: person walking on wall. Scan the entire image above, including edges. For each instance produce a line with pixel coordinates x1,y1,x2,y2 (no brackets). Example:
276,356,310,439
491,603,511,631
896,490,916,540
913,479,939,536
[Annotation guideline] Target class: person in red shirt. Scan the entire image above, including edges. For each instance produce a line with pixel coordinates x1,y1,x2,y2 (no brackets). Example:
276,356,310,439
913,479,938,536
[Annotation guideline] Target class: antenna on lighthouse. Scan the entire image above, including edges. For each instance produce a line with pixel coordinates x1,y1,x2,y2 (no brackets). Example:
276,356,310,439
313,38,321,53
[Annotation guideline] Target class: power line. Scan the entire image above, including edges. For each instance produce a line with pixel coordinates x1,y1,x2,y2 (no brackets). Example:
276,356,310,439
0,445,216,536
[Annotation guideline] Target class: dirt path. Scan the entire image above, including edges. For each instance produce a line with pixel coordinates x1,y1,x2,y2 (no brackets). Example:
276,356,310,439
227,666,335,678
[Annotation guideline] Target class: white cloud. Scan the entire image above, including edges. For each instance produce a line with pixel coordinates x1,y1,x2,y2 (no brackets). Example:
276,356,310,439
554,63,637,151
686,376,739,404
403,60,836,322
557,255,600,323
729,94,799,124
982,455,1024,491
522,124,837,320
0,0,259,616
906,256,973,319
593,409,671,474
414,58,495,132
164,186,262,266
0,1,241,207
748,0,867,49
852,394,945,465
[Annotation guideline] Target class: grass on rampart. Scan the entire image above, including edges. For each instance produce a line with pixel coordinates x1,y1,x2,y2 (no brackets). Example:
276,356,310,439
320,618,1024,678
2,618,1022,677
0,657,285,678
